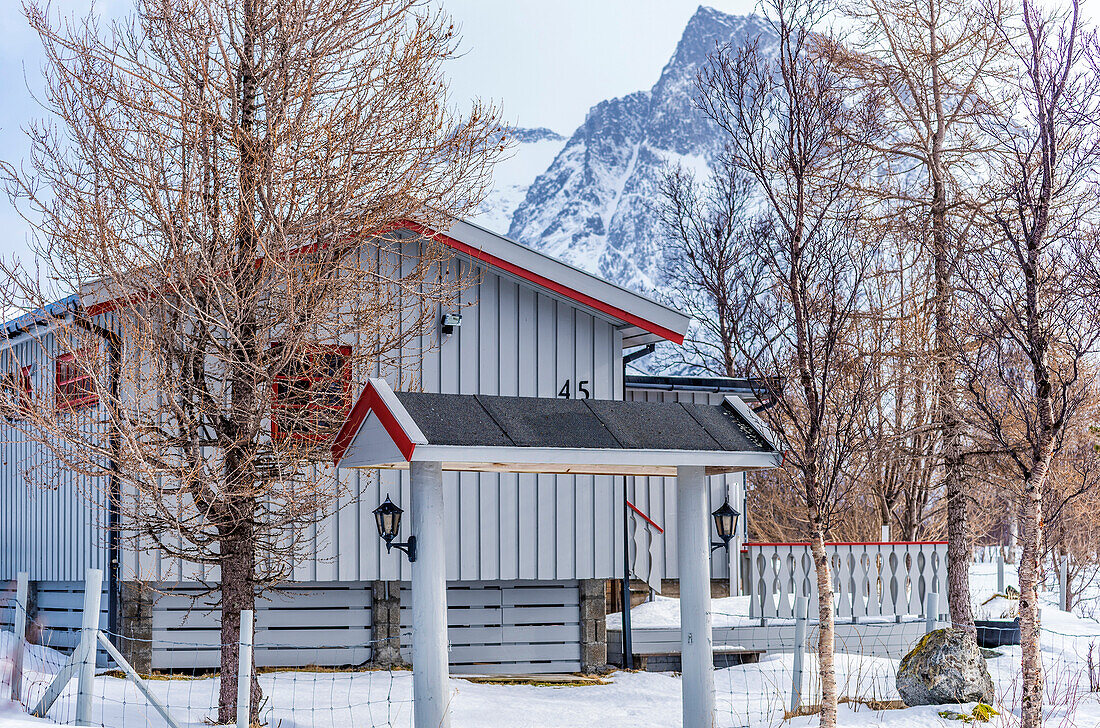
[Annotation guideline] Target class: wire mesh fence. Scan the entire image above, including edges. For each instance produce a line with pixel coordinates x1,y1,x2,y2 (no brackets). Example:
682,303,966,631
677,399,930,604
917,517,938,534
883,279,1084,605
6,570,1100,728
708,618,1100,727
2,591,416,728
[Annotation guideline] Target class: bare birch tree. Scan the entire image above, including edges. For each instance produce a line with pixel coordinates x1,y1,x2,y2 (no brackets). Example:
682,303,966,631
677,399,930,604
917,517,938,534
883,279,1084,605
959,1,1100,722
0,0,503,721
855,219,940,541
835,0,1011,632
656,157,770,377
693,0,879,723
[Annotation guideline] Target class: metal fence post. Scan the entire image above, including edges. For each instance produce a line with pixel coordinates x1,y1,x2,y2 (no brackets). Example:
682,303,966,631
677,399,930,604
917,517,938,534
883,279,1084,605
236,609,254,728
75,569,104,727
925,592,939,634
789,596,808,714
10,572,28,703
996,552,1005,594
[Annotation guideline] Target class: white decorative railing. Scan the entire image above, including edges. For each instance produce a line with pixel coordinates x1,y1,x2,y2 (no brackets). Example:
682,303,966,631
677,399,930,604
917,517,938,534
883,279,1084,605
743,541,947,621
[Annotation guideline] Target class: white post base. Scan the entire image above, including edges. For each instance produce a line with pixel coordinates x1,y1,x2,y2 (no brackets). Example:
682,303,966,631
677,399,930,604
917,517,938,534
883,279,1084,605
677,465,715,728
411,460,450,728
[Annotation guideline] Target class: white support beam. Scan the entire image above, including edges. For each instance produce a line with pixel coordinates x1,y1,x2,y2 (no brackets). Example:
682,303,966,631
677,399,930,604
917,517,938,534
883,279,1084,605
411,460,450,728
677,465,715,728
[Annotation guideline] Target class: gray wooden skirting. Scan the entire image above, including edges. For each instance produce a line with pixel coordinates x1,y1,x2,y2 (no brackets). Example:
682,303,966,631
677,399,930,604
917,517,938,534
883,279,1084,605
608,619,928,664
29,581,109,656
149,582,374,670
401,580,583,675
5,579,586,674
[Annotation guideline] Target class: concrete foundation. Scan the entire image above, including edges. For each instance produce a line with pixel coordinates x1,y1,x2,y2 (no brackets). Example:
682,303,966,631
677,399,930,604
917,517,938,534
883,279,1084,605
370,580,405,669
579,579,608,673
119,581,153,674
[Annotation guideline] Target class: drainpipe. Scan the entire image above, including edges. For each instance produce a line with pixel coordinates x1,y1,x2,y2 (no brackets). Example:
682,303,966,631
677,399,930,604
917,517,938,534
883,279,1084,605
621,478,633,669
72,314,123,644
619,343,655,669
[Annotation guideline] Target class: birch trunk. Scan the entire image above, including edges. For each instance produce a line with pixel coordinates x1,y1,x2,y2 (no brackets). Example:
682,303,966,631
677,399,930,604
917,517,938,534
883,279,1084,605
810,525,836,727
1018,453,1049,728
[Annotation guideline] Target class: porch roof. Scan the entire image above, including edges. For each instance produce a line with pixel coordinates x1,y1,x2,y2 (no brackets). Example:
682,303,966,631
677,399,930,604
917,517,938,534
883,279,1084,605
331,379,782,477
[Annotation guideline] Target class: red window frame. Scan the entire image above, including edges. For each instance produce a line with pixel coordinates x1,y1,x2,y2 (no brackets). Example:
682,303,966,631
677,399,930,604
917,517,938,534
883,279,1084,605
1,364,33,421
271,344,353,443
56,350,99,411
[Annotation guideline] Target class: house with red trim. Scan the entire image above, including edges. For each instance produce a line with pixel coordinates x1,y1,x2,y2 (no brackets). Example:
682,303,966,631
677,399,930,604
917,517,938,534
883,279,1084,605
0,218,764,674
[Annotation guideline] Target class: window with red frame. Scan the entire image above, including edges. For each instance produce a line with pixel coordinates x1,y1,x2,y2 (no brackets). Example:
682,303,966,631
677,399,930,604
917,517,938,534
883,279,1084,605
271,344,353,442
1,364,33,421
56,351,98,410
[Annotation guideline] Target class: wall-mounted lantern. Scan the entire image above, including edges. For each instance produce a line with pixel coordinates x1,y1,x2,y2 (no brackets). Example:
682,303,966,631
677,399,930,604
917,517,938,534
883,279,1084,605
711,498,740,553
374,496,416,562
441,313,462,336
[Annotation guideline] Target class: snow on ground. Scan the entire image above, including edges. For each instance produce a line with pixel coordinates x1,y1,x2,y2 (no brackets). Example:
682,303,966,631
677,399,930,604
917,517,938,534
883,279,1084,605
607,595,760,630
0,706,50,728
4,561,1100,727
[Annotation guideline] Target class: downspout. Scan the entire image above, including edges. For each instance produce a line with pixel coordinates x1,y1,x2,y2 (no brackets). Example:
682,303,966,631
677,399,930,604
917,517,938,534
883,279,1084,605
72,314,123,645
619,343,655,669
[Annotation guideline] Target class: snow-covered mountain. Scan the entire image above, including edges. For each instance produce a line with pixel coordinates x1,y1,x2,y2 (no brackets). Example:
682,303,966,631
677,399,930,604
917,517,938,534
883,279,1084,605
479,7,772,294
475,127,566,234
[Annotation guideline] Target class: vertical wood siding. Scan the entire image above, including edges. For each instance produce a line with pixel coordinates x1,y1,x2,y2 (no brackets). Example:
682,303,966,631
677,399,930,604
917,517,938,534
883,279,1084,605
325,256,624,583
0,325,112,581
97,241,628,584
2,241,739,587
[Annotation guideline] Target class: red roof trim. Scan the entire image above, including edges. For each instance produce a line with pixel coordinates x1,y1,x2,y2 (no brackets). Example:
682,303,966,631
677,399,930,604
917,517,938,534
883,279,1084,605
83,242,332,318
86,292,147,318
84,222,687,346
331,381,416,465
743,541,948,547
400,220,686,345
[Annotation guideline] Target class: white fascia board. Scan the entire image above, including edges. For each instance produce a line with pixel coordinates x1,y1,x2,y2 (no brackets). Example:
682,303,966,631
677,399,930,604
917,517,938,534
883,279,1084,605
724,395,782,453
621,328,664,347
444,219,690,340
409,444,781,470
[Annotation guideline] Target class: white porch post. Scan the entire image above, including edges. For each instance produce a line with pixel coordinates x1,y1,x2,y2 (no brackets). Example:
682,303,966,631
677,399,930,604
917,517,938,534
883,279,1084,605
411,460,450,728
677,465,715,728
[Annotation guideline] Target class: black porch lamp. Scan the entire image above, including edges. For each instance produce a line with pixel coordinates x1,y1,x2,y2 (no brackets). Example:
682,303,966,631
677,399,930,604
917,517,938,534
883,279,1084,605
711,498,740,553
374,496,417,562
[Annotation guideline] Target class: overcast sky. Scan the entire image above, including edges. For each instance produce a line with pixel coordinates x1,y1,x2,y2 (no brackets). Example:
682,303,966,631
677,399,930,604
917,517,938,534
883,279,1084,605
0,0,755,268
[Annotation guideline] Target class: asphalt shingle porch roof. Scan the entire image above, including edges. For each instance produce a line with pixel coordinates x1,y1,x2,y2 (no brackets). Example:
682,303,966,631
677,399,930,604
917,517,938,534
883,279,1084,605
394,391,772,453
332,379,781,477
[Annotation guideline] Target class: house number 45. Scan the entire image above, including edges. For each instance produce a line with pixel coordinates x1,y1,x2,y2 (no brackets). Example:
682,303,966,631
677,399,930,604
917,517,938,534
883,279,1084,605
558,379,591,399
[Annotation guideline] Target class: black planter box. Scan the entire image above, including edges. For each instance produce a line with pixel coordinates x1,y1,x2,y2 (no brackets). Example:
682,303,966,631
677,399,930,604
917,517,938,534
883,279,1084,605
975,618,1020,647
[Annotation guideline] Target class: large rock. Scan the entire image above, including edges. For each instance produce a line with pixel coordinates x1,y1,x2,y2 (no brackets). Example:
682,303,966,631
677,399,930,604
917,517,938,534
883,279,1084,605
896,628,995,706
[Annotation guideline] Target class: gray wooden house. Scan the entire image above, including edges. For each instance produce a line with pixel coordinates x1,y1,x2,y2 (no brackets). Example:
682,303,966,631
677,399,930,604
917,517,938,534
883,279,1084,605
0,219,754,674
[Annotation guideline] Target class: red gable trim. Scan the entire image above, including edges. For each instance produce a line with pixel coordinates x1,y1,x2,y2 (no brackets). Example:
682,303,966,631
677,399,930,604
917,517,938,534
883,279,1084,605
83,242,333,318
85,222,687,346
331,381,417,465
400,220,686,345
743,541,948,547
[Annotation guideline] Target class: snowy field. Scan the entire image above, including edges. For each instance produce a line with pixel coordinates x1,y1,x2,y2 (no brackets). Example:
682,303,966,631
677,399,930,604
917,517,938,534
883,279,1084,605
2,562,1100,727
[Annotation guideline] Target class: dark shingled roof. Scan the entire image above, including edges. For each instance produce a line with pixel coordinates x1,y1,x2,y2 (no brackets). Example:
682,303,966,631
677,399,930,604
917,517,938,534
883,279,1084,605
393,392,774,453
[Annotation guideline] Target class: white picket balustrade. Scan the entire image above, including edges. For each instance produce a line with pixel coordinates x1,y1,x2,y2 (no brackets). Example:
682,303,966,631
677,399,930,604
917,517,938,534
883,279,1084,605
744,542,947,621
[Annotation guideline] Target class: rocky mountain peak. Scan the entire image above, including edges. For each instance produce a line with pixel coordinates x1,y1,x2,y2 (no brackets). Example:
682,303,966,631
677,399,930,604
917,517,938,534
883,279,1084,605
503,8,774,293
